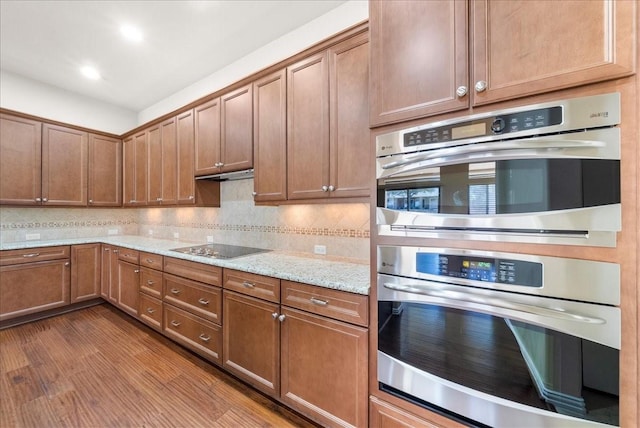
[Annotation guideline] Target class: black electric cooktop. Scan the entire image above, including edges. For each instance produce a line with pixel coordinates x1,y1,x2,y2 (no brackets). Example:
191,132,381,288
170,243,269,259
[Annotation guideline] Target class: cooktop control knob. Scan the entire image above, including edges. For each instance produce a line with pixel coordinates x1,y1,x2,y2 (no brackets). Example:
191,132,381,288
491,117,506,133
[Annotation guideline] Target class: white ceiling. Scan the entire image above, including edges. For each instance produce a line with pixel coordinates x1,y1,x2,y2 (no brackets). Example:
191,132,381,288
0,0,348,112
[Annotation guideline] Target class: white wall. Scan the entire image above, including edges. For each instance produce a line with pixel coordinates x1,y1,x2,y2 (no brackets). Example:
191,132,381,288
137,0,369,125
0,70,137,135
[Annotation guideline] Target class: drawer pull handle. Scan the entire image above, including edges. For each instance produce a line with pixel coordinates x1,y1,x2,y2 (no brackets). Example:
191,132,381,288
104,248,110,252
278,314,286,322
146,258,154,263
146,308,156,314
310,297,328,306
199,334,211,343
198,298,209,305
147,280,155,285
170,320,181,327
170,288,180,295
22,253,40,258
134,269,140,273
242,281,255,288
113,250,119,253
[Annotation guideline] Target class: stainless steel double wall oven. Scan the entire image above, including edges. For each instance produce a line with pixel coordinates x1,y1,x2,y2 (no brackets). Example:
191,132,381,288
375,93,622,427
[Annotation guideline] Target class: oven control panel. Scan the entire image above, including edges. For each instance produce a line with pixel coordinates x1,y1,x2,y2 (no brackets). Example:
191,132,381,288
415,253,543,287
403,106,563,148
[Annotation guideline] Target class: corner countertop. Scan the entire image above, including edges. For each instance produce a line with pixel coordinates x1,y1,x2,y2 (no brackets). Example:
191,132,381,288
0,236,370,295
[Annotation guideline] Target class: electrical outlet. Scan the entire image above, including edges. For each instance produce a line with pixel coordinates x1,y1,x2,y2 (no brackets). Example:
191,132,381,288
207,236,214,243
314,245,327,255
25,233,40,240
108,229,118,235
173,232,180,239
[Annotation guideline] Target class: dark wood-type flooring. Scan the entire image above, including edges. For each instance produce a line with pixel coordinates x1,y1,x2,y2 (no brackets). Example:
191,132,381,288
0,303,319,427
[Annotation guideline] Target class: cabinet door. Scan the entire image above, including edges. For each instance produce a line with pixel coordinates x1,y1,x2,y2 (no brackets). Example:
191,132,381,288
0,259,70,321
328,32,371,198
117,260,139,317
146,124,163,205
221,84,253,173
194,98,221,176
253,69,287,202
471,0,636,106
370,397,447,428
176,110,195,204
160,117,177,205
369,0,468,127
280,307,368,428
100,245,116,303
287,52,329,200
0,114,42,205
223,290,280,397
123,131,147,206
70,243,101,303
88,134,121,206
42,123,88,206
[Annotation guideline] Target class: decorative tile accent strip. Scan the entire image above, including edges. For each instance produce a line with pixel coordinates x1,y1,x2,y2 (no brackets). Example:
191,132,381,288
0,219,137,230
141,223,370,239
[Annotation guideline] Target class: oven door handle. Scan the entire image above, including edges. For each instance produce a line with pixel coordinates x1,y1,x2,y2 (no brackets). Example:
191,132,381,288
382,282,606,325
378,128,619,178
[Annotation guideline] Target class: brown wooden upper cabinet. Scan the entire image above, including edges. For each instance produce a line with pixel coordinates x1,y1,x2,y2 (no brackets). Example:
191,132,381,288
123,131,147,206
147,118,177,205
88,134,122,206
194,84,253,177
176,110,196,204
0,114,42,205
369,0,636,127
287,32,370,200
252,69,287,202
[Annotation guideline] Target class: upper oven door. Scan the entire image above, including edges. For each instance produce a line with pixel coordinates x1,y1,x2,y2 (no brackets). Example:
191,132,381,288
376,128,621,247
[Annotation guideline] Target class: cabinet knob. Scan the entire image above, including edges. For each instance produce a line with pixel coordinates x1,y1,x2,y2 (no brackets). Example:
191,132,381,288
64,262,70,266
42,198,48,202
156,197,162,201
272,312,279,319
321,185,329,192
89,199,93,204
35,197,41,202
188,195,194,200
134,269,140,273
113,249,119,253
278,314,286,322
252,191,257,197
104,248,110,252
328,185,335,192
456,86,468,97
474,81,488,92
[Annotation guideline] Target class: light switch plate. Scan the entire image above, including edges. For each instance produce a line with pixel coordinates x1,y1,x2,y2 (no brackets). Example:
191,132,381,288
314,245,327,255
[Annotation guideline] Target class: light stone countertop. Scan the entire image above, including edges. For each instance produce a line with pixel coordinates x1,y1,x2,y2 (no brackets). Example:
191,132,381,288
0,236,370,295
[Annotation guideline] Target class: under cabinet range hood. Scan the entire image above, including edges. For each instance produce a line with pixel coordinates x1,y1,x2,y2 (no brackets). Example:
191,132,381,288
196,169,254,181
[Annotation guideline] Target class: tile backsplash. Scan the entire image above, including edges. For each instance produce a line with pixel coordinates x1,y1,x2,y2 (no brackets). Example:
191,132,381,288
0,180,370,261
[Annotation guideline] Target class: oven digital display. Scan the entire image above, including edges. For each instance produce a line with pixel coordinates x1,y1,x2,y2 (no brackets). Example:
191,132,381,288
451,122,486,140
415,253,543,287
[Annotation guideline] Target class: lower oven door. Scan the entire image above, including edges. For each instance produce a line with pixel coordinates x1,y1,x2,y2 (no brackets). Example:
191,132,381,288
377,275,620,427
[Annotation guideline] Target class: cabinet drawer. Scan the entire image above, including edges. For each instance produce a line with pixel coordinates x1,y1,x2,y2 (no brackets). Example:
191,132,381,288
163,273,221,324
139,267,162,298
0,246,70,266
163,257,221,286
139,294,162,331
281,281,368,327
223,269,280,303
140,251,163,269
163,304,222,365
118,248,139,264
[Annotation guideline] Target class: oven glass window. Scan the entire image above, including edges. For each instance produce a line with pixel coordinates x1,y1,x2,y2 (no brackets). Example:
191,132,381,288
379,159,619,215
378,302,619,426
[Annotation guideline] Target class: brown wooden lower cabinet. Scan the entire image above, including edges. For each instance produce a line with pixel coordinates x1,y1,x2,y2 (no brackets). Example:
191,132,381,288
223,290,280,396
0,246,71,321
117,259,139,317
70,243,101,302
369,396,443,428
100,245,118,304
139,293,162,331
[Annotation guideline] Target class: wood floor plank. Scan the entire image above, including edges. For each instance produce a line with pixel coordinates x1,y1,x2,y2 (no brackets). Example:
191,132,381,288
1,303,319,428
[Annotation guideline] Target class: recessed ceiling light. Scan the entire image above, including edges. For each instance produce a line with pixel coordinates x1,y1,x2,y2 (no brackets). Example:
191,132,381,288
120,24,144,43
80,65,101,80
